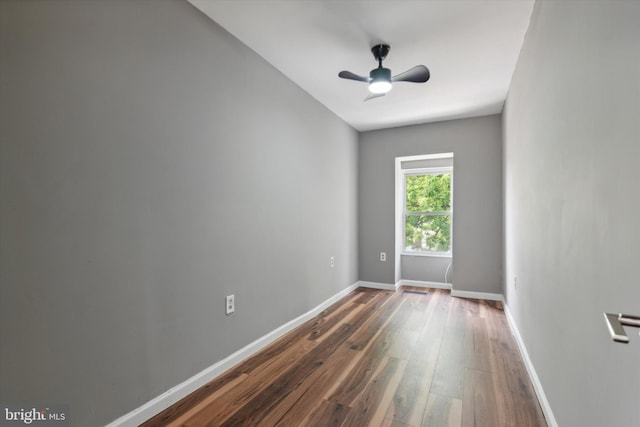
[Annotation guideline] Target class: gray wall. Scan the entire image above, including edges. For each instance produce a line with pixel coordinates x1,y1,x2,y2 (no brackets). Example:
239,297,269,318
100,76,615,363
0,1,358,426
401,255,452,283
359,115,503,293
503,1,640,426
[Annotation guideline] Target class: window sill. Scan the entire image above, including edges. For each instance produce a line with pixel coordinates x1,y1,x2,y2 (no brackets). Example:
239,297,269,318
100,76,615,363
401,252,452,258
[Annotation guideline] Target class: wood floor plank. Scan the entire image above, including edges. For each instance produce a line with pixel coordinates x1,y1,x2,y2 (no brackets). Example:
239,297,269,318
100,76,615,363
217,323,354,426
365,357,409,426
345,357,407,427
461,368,499,427
164,373,248,427
380,419,416,427
386,292,431,360
235,314,330,374
416,289,452,345
384,338,441,426
422,393,462,427
302,399,351,427
346,290,406,351
465,309,492,373
307,301,357,341
307,289,384,343
429,297,467,399
355,287,391,303
310,300,370,345
260,344,361,426
384,291,445,426
327,297,410,406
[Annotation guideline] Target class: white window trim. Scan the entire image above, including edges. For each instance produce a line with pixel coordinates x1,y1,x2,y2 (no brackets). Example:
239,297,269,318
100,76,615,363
401,166,453,257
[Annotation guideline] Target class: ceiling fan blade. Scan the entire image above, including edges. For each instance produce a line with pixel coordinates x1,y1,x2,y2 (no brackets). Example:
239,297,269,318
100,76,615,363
338,70,369,82
364,92,385,102
392,65,430,83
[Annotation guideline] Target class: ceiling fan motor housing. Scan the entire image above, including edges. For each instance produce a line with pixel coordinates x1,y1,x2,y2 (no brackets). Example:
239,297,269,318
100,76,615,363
370,67,391,81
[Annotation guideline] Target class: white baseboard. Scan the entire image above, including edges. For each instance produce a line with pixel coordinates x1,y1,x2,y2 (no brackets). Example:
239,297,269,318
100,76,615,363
356,281,398,291
106,282,360,427
396,279,452,290
504,304,558,427
450,289,504,302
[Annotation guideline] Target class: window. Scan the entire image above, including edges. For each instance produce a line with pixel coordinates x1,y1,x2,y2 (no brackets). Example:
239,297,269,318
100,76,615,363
403,167,452,255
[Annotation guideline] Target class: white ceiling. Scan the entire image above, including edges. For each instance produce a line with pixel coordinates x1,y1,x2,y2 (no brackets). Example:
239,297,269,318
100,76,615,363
189,0,534,132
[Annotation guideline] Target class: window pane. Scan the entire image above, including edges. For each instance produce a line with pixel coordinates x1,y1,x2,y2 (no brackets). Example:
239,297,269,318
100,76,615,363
405,174,451,212
405,214,451,252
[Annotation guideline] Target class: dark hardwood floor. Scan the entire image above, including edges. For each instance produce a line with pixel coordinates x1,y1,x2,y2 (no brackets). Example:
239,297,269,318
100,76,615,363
141,287,547,427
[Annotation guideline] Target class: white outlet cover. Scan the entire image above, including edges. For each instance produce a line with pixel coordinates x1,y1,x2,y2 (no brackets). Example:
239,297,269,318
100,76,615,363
225,295,235,315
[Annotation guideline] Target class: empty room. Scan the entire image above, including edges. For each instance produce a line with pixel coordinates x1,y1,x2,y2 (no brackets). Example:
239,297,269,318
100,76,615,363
1,1,638,426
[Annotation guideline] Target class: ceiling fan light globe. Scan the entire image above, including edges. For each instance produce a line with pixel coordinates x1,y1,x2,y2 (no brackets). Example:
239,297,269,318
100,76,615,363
369,80,392,94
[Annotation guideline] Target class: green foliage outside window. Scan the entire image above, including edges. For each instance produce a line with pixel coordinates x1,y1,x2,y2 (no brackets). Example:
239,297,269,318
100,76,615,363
405,173,451,253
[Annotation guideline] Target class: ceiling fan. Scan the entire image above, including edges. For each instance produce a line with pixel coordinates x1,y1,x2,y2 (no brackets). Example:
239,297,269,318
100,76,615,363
338,44,430,101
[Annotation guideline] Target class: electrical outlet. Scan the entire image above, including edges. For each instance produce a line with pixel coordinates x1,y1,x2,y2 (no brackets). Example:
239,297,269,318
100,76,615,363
330,256,335,268
380,252,387,262
225,294,235,315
